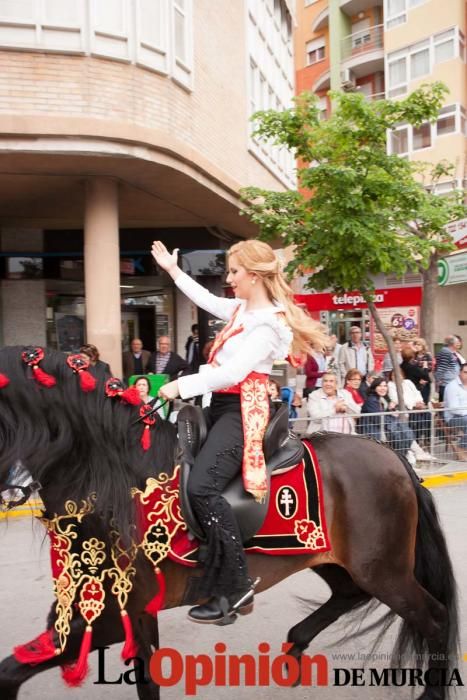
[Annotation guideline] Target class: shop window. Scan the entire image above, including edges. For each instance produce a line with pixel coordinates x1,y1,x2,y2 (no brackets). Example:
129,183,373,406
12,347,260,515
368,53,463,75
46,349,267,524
6,257,43,279
412,123,431,150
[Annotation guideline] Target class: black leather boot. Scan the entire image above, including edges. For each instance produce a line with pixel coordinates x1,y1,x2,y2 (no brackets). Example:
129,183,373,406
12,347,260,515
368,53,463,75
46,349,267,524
188,581,258,625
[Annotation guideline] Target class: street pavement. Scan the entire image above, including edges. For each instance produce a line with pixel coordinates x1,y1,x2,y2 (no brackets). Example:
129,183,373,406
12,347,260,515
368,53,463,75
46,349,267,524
0,484,466,700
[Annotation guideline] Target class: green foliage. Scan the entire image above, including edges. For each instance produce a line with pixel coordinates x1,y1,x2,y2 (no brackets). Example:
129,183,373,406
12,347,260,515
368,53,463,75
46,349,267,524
241,83,466,295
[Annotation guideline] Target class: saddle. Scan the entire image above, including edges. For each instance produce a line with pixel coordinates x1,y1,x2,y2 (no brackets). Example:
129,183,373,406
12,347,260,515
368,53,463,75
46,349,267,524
177,403,304,543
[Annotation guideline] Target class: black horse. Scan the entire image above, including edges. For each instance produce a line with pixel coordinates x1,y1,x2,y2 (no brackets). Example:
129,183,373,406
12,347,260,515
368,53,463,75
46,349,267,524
0,347,458,700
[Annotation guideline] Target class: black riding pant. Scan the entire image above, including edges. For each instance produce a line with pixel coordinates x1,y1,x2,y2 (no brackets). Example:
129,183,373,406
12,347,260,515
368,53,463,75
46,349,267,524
187,393,250,599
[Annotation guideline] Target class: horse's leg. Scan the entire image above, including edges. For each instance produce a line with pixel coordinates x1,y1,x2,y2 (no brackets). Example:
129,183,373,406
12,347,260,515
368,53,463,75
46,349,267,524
286,564,370,674
133,612,160,700
0,609,126,699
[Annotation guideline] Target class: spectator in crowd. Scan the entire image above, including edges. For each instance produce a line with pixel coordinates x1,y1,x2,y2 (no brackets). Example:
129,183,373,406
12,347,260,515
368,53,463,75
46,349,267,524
435,335,461,401
80,343,112,382
400,347,431,398
324,344,340,381
122,338,151,381
147,336,190,381
307,372,361,434
342,369,364,408
339,326,374,385
454,335,466,365
134,376,157,408
358,370,380,402
303,349,327,399
381,337,402,379
388,369,433,459
328,333,341,364
267,379,284,407
443,363,467,460
411,337,433,404
185,324,200,373
358,377,417,465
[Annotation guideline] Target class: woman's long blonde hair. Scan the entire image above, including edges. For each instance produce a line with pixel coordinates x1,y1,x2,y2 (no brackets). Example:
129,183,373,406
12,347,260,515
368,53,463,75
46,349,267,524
228,240,327,356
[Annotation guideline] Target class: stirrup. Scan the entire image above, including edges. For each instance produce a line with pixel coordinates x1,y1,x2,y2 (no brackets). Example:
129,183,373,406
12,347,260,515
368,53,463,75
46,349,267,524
216,576,261,626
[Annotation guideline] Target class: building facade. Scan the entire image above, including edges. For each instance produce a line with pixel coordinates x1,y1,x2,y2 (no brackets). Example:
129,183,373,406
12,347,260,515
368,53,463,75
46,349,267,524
294,0,467,355
0,0,295,375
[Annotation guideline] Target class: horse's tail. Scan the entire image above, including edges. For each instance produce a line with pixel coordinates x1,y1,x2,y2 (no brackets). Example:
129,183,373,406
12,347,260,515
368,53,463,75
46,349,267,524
394,459,459,675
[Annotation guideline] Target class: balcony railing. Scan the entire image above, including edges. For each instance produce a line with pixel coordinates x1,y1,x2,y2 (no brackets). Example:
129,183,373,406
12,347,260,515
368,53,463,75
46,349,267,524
341,23,384,61
365,91,385,102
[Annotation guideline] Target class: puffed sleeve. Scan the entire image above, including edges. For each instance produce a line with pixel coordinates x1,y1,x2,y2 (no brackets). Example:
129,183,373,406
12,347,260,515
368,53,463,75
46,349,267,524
175,272,240,321
177,324,279,399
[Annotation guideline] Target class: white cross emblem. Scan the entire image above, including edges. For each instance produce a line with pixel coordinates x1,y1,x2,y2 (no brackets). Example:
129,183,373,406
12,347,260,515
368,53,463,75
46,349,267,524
279,488,294,517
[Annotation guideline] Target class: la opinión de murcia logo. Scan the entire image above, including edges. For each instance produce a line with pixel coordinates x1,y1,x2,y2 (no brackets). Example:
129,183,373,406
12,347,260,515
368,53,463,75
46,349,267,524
93,645,463,695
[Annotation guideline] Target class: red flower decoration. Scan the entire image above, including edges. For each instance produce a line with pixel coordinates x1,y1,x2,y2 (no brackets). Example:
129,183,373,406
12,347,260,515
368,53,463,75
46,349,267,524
140,404,156,426
66,354,97,392
21,346,56,387
105,377,124,398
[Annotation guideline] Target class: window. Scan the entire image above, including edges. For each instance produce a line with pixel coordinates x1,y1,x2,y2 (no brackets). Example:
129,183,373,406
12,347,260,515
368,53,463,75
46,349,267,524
413,123,431,150
386,0,406,29
351,18,371,50
410,41,429,79
390,127,408,155
387,51,407,96
306,37,325,65
434,29,455,64
436,105,456,136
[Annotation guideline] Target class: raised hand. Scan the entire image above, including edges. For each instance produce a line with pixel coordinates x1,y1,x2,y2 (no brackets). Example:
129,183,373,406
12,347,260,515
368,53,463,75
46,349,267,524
151,241,179,273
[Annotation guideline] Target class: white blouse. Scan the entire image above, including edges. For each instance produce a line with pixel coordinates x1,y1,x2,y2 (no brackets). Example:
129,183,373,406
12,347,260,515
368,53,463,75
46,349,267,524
175,272,293,400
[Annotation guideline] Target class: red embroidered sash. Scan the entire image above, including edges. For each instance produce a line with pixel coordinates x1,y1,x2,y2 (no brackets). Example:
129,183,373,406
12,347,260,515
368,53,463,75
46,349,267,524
209,306,270,503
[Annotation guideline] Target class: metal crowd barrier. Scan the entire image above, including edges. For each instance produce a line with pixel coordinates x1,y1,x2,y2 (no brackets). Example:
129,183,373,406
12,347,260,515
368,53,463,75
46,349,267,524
290,406,467,467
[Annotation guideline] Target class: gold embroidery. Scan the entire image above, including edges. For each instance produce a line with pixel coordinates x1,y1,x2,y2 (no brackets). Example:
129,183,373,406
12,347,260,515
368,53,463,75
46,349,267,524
240,373,270,503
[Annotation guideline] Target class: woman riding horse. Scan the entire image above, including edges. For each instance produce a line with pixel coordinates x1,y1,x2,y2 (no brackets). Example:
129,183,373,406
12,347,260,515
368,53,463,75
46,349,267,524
152,239,325,623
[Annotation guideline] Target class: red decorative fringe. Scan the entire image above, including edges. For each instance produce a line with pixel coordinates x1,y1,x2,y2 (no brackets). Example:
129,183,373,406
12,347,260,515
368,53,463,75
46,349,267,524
14,628,58,666
121,386,142,406
120,610,138,660
144,568,166,617
79,370,97,392
141,425,151,451
32,365,56,388
61,626,92,687
0,373,10,388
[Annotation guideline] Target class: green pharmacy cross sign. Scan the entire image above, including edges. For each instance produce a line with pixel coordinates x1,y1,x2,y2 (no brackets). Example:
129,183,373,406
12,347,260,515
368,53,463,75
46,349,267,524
438,252,467,287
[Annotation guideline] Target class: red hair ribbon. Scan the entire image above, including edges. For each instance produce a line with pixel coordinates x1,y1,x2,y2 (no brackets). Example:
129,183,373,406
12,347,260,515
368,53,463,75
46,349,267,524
105,378,141,406
66,355,97,392
21,347,56,387
139,404,156,451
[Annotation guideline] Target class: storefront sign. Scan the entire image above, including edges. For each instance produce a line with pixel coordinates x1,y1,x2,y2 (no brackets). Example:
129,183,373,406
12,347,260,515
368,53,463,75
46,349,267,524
445,218,467,251
438,252,467,286
296,287,422,312
371,306,420,365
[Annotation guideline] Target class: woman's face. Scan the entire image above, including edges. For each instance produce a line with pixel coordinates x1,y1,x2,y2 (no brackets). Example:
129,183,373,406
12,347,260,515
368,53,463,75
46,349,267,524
346,374,361,387
135,379,150,398
226,254,255,299
375,381,388,397
268,381,279,399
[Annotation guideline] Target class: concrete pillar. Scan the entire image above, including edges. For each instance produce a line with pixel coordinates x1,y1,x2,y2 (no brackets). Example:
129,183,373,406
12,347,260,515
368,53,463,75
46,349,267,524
84,178,122,377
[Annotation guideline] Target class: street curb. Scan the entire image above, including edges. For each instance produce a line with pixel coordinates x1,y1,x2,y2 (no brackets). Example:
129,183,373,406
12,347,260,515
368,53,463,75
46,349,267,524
2,474,467,521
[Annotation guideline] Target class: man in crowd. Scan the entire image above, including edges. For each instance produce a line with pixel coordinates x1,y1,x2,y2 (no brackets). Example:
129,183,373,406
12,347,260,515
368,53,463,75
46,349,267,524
185,323,200,372
443,362,467,461
307,372,361,434
122,338,151,381
147,336,189,381
435,335,461,401
339,326,374,385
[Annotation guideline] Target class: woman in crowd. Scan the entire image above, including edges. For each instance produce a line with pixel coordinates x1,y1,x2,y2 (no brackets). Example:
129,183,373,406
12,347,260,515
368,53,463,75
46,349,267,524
134,376,157,408
303,349,327,399
411,337,433,404
387,370,433,460
358,377,417,465
400,347,431,400
342,369,364,408
79,343,112,382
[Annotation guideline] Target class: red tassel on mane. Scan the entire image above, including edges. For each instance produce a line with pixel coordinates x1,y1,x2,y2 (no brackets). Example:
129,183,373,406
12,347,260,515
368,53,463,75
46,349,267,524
0,373,10,388
32,365,56,388
61,626,92,687
120,610,138,660
121,386,142,406
79,370,97,392
144,568,166,617
14,628,58,665
141,425,151,451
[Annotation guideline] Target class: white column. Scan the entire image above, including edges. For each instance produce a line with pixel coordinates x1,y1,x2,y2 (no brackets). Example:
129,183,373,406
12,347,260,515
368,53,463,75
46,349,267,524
84,178,122,377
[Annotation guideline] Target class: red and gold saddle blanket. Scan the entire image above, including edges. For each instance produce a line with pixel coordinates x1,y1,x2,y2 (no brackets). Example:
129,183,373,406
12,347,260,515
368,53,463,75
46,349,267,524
169,439,330,566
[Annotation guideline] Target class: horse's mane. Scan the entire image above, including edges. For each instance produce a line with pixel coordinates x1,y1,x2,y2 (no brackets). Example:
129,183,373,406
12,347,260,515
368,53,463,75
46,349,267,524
0,346,178,538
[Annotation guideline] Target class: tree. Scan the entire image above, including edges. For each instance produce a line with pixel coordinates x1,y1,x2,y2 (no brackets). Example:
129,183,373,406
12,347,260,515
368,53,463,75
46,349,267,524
241,83,466,409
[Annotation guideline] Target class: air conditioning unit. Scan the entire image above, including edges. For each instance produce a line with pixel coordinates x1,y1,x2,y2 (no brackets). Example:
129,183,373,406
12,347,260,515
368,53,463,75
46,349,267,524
340,68,356,90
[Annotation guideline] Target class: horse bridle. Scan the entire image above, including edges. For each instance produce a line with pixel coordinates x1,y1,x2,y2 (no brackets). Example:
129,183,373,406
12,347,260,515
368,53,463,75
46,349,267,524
0,479,42,510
